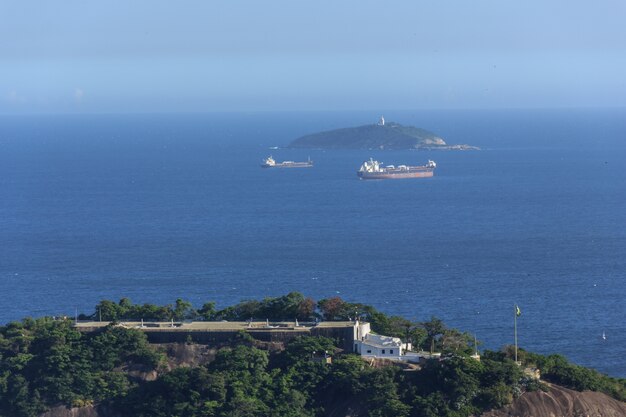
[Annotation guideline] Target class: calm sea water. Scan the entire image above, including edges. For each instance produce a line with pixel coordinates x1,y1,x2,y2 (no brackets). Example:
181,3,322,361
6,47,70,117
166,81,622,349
1,109,625,377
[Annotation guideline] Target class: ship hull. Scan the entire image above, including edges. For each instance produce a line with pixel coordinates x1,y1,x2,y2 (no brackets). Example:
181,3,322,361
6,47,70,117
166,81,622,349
357,169,434,180
261,162,313,168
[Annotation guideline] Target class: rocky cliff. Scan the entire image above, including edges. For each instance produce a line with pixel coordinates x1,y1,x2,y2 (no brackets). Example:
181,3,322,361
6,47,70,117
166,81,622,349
481,383,626,417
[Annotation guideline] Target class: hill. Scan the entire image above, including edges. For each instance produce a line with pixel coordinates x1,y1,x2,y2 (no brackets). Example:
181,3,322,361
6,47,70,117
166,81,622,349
481,383,626,417
288,121,479,150
1,293,624,417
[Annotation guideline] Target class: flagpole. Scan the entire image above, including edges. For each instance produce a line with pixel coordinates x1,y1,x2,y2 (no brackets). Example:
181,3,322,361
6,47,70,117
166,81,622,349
514,304,518,363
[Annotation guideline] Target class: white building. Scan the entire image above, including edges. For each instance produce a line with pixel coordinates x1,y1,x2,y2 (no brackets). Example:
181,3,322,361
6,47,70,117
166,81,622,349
355,333,404,360
353,320,441,363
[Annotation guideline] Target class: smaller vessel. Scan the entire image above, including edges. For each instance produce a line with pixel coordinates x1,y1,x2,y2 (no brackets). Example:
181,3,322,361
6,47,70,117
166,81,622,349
602,331,606,340
261,155,313,168
357,158,436,179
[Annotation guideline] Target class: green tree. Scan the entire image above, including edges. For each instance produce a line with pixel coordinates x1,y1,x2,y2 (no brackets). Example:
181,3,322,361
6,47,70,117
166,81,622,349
296,297,317,320
362,368,411,417
95,300,123,321
421,317,446,351
318,297,347,320
198,302,216,321
173,299,195,320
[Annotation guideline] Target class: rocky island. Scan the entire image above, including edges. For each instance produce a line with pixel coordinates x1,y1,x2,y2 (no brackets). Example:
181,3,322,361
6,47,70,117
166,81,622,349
289,116,479,150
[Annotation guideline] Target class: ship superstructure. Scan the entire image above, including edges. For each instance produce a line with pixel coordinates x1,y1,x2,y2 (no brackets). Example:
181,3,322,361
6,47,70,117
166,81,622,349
261,156,313,168
357,158,436,179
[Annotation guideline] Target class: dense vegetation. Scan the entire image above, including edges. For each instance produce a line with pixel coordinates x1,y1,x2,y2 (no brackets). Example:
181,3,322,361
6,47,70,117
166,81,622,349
287,121,480,150
522,350,626,401
1,293,624,417
0,319,161,416
84,292,470,354
288,122,450,150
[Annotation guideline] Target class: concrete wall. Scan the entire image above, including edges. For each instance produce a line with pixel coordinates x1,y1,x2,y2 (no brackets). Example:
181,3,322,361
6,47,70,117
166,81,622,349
142,329,314,345
76,323,357,351
144,330,242,344
310,326,356,351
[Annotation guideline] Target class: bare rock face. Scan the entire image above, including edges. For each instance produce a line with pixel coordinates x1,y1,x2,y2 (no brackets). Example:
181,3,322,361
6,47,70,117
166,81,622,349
362,357,420,371
421,137,447,146
157,341,284,371
159,342,218,371
122,364,158,382
481,384,626,417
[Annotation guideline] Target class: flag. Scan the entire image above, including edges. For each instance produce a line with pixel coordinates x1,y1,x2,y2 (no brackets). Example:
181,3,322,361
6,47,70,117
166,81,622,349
515,305,521,317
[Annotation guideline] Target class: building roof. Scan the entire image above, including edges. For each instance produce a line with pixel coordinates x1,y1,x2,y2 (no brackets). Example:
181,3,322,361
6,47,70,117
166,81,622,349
74,320,358,332
360,333,402,348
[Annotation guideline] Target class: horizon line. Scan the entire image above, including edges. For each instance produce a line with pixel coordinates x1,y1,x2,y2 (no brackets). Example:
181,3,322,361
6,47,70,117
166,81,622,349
1,105,625,117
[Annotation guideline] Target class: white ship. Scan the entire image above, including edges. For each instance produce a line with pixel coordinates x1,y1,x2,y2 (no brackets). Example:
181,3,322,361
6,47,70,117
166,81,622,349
261,156,313,168
357,158,436,179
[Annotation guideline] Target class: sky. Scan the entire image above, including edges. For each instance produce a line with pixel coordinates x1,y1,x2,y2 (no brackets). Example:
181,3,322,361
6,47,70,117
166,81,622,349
1,0,625,113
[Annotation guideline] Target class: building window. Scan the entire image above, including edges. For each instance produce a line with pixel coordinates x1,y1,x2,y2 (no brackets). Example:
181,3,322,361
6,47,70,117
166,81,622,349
382,349,386,354
355,344,358,352
390,349,394,354
366,350,371,353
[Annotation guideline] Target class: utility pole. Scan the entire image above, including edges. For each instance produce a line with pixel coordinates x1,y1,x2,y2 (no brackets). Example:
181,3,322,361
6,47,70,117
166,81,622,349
474,334,478,356
514,304,521,364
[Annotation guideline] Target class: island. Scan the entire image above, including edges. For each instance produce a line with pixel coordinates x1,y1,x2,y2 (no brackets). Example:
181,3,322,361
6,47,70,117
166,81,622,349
288,116,479,150
1,293,624,417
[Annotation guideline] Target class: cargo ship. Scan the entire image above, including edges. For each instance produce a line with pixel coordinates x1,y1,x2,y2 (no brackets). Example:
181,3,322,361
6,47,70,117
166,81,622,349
261,156,313,168
357,158,436,179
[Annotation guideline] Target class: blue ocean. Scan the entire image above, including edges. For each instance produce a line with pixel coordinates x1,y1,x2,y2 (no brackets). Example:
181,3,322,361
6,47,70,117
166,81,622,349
1,109,625,377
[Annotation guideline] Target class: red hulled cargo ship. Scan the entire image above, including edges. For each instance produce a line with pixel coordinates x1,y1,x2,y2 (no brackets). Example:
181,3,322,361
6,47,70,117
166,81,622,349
357,158,436,180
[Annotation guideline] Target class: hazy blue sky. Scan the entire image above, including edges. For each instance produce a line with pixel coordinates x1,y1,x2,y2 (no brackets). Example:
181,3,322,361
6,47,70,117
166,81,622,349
1,1,625,113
